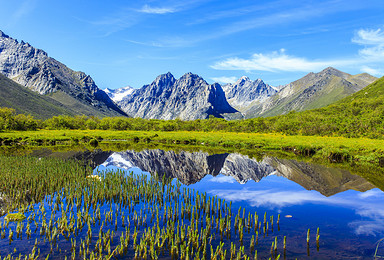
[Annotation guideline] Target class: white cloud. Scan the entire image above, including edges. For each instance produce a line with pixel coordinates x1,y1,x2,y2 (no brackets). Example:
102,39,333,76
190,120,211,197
358,188,384,199
211,27,384,74
211,76,238,84
209,188,329,208
139,4,176,14
353,28,384,61
209,175,236,183
211,49,348,72
361,66,383,76
352,28,384,46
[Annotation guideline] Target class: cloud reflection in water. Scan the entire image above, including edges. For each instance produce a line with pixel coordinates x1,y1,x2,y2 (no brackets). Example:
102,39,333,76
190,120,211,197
207,177,384,237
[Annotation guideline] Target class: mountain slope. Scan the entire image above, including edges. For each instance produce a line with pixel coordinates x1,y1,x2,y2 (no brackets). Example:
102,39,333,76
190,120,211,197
251,75,384,138
0,30,126,117
245,67,377,118
117,72,240,120
0,73,76,119
222,76,277,112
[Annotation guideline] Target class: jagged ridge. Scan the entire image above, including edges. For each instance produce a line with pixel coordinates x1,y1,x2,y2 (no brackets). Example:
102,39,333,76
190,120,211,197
117,72,240,120
0,30,127,117
222,76,277,112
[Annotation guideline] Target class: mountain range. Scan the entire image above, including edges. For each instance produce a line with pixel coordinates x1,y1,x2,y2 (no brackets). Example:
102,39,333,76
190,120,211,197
0,30,379,120
0,30,126,118
107,67,376,120
115,72,240,120
101,150,375,196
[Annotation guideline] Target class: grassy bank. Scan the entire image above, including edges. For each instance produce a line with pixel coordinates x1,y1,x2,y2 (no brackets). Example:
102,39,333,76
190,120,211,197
1,129,384,165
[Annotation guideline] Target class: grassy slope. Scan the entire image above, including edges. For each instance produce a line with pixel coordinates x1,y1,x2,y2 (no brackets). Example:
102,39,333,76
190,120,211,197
262,76,384,138
248,71,377,118
48,91,118,118
0,74,75,119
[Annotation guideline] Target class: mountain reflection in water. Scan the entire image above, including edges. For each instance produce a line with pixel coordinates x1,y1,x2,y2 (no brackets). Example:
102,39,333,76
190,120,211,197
96,149,384,258
100,149,375,196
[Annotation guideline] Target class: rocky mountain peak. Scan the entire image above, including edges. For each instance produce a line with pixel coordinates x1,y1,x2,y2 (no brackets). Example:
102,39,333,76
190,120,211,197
320,67,350,79
222,76,277,112
116,72,240,120
0,30,126,117
154,72,176,86
0,30,9,38
236,76,251,85
178,72,207,86
244,67,377,118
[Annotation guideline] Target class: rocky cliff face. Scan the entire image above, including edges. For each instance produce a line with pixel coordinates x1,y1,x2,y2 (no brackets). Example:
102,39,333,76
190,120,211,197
245,67,377,118
117,72,240,120
0,30,126,117
222,76,277,112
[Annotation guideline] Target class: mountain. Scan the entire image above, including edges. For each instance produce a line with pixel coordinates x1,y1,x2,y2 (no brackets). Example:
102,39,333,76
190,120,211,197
104,86,134,102
100,149,375,195
102,150,229,185
222,76,277,112
117,72,240,120
0,30,126,118
265,158,375,196
244,67,377,118
0,73,76,119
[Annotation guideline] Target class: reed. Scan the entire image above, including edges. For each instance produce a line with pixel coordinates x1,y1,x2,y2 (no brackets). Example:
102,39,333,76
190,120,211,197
0,154,315,259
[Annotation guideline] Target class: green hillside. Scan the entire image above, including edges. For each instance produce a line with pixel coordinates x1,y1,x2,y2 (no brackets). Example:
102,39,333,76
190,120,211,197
267,76,384,138
0,73,75,119
245,68,377,118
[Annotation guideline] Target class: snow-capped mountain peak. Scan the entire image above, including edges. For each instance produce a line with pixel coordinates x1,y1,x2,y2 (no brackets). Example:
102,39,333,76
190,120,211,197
104,86,135,102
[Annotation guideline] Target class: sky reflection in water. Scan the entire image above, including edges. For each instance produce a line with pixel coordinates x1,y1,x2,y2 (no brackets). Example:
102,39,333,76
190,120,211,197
95,150,384,258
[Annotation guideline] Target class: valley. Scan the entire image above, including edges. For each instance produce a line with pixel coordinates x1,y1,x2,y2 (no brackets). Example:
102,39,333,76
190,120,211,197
0,12,383,259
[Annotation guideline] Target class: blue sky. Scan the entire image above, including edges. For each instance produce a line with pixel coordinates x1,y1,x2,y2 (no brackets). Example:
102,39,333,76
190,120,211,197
0,0,384,89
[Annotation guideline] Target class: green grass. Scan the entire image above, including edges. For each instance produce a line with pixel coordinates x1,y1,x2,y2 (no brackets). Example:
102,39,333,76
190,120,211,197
0,155,290,259
1,129,384,165
0,74,75,119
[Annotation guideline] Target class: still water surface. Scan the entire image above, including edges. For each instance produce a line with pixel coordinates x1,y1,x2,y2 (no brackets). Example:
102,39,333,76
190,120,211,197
95,149,384,259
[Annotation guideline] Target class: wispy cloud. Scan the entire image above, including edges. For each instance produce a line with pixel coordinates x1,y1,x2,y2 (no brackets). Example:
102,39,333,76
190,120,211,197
211,49,350,72
209,187,384,236
211,27,384,75
81,8,141,37
209,175,236,183
209,188,332,208
188,0,289,26
211,76,238,84
139,4,176,14
353,27,384,61
126,39,163,47
11,0,37,23
360,66,383,76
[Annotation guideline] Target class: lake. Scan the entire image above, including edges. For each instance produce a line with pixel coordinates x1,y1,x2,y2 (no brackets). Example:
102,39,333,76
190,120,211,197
95,149,384,259
0,147,383,259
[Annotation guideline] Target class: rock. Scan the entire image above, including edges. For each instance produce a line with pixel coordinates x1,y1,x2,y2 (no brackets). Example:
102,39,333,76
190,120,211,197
0,30,127,117
222,76,277,112
117,72,240,120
